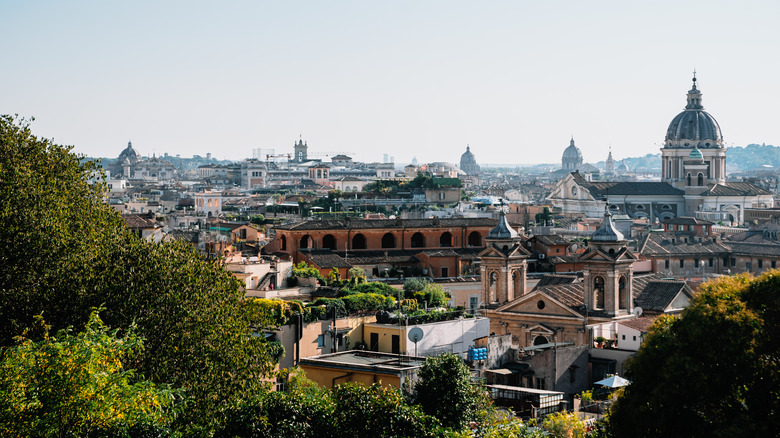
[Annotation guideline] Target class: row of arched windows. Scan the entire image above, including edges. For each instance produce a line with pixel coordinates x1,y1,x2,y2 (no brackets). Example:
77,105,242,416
592,275,628,310
280,231,484,251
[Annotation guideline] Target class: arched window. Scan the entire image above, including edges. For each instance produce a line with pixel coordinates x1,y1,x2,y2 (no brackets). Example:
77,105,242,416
381,233,395,249
533,335,549,346
468,231,482,247
280,235,287,251
440,232,453,247
697,173,704,186
687,173,692,186
594,276,605,309
352,233,367,250
411,232,425,248
323,234,337,250
619,275,627,310
300,235,313,249
512,270,522,297
489,271,498,302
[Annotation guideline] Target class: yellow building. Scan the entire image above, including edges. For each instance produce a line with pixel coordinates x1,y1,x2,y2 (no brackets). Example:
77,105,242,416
299,351,425,389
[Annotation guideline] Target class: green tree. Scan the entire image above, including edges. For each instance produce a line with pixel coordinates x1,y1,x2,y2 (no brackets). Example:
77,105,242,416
0,310,177,437
0,116,276,432
541,411,586,438
608,273,780,437
413,353,492,431
216,371,446,438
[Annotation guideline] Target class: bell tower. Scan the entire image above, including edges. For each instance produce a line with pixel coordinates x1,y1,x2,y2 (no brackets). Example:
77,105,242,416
581,205,636,316
478,204,530,305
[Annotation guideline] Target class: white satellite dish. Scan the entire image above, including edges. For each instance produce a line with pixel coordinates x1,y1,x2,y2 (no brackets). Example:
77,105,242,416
632,307,643,317
408,327,424,357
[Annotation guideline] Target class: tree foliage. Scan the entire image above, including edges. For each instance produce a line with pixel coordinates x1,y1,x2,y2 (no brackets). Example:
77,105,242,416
608,272,780,437
216,371,446,438
413,353,492,431
0,310,177,437
0,115,275,431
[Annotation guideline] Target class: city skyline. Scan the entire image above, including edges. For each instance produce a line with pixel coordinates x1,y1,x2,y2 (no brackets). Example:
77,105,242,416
2,1,778,165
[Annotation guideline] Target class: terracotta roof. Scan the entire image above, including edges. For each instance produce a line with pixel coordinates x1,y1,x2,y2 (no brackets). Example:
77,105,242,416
698,182,772,197
639,232,730,256
662,217,714,226
122,214,160,229
302,251,353,269
535,283,585,311
534,274,578,288
634,280,690,312
619,317,654,333
275,217,497,231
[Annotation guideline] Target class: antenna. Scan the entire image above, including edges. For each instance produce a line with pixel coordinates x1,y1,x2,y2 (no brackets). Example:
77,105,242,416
632,306,643,317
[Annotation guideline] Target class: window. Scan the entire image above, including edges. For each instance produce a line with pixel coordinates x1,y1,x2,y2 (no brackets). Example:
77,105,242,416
665,259,670,269
536,378,546,390
773,260,777,269
709,258,714,267
537,300,546,310
381,233,395,249
441,267,449,277
759,259,763,269
621,334,626,340
680,259,685,268
633,336,637,341
322,234,337,250
391,335,400,354
370,333,379,351
731,258,736,267
317,335,325,348
440,232,453,247
468,231,482,246
594,276,605,309
469,296,479,314
352,233,367,250
746,262,752,271
410,232,425,248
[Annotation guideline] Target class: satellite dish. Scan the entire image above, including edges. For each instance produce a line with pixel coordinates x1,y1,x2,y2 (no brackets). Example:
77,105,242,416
408,327,424,357
408,327,424,343
632,307,643,317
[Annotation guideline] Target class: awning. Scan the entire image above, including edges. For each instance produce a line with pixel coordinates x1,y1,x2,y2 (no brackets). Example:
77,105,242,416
485,368,513,376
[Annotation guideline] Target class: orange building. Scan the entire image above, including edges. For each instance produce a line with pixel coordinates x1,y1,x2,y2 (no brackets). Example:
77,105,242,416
267,218,497,278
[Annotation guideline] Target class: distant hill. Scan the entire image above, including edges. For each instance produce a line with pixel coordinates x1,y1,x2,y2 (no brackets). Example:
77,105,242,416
587,144,779,173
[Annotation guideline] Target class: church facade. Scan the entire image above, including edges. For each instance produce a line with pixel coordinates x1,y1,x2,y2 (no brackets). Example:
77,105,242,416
549,76,774,224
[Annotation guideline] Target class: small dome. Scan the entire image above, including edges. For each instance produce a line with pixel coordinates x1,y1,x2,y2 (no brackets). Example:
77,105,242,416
591,206,624,242
460,145,480,175
689,147,704,160
488,210,518,239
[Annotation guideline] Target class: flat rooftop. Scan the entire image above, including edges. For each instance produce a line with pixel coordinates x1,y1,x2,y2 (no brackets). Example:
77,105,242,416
299,350,426,372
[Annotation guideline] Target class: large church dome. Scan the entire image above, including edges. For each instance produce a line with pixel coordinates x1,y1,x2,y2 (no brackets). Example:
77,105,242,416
664,76,723,148
459,145,480,175
117,141,141,163
562,138,583,171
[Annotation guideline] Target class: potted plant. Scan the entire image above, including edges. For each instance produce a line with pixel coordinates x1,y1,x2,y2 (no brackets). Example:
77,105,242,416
605,339,615,348
595,336,606,348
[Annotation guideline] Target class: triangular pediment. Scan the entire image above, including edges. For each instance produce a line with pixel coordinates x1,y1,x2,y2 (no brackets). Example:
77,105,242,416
579,247,637,263
495,290,584,319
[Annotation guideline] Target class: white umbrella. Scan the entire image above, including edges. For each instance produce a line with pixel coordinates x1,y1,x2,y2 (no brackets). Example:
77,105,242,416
594,375,631,388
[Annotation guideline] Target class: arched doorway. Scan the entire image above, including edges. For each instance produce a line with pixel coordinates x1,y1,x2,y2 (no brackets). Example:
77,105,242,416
440,232,453,247
352,233,367,250
411,232,425,248
300,235,313,249
381,233,395,249
323,234,337,250
468,231,482,246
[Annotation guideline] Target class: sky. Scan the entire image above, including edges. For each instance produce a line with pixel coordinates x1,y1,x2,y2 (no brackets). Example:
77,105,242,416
2,1,779,166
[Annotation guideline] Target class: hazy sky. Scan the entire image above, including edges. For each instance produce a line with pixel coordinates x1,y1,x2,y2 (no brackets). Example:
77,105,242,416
2,1,779,165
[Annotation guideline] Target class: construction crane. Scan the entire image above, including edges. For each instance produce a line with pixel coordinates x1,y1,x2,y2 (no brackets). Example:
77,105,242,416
307,152,357,158
266,153,292,164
